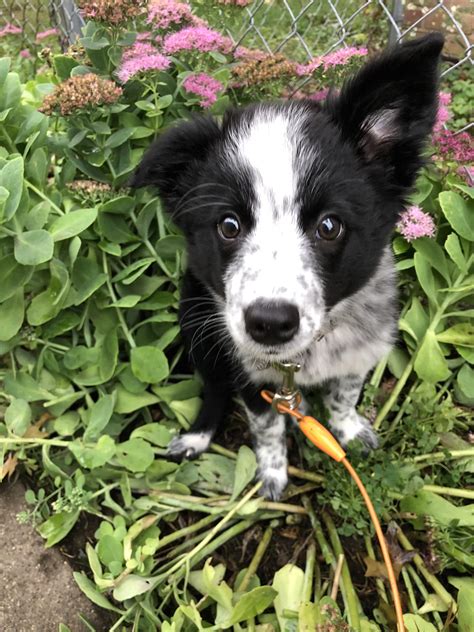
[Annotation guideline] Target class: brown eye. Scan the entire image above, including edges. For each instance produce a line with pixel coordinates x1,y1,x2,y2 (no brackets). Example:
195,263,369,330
316,215,344,241
218,215,240,240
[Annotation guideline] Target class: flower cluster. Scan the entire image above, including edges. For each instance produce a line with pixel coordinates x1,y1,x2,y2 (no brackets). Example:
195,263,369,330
117,51,171,82
434,91,451,132
0,23,22,37
78,0,147,25
296,46,368,75
183,73,223,107
434,129,474,164
218,0,253,5
397,206,436,242
36,28,59,42
147,0,194,30
20,49,32,59
232,53,296,88
39,73,123,116
163,25,232,54
233,46,267,62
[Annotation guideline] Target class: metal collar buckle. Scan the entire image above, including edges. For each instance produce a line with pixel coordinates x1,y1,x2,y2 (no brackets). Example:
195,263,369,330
271,361,302,411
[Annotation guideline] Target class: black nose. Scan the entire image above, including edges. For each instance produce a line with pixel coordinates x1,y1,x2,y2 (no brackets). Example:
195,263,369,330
244,300,300,346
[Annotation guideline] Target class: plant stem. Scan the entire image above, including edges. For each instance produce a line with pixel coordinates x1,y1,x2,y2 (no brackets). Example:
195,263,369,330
102,252,136,348
25,180,64,215
421,485,474,500
237,525,273,592
0,437,69,447
395,525,454,608
303,540,316,602
401,567,418,613
374,357,414,430
322,511,361,631
412,448,474,463
407,565,443,629
365,535,388,604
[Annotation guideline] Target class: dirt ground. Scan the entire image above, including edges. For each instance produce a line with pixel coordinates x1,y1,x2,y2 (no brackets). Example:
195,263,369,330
0,480,108,632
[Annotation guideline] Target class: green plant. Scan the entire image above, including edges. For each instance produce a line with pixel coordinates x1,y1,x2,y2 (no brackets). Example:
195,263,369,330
1,1,473,629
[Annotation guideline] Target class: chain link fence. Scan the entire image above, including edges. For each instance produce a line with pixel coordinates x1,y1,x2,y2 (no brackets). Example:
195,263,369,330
1,1,472,127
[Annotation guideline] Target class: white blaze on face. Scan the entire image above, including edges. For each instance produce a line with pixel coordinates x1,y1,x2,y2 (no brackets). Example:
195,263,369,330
224,108,325,360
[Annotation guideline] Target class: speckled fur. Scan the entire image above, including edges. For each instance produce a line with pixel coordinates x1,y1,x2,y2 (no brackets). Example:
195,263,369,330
132,34,444,500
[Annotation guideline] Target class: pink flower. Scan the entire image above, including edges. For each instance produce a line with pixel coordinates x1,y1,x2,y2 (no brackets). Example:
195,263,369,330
397,206,436,242
163,25,232,54
457,165,474,186
434,91,452,132
20,49,32,59
309,88,330,102
36,28,58,41
116,52,171,82
136,31,152,40
147,0,193,29
296,46,367,75
122,41,157,61
0,23,22,37
183,73,223,107
233,46,267,62
434,129,474,163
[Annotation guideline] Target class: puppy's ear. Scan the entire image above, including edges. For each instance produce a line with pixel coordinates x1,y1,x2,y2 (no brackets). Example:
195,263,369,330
326,33,444,193
130,115,221,209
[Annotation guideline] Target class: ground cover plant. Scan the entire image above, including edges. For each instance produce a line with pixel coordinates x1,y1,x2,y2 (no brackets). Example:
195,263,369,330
0,1,473,630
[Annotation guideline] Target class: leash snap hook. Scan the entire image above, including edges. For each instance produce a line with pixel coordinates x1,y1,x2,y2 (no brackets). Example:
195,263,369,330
271,361,302,412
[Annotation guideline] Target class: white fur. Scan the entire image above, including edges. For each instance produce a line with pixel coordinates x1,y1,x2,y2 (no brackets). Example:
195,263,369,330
167,431,212,458
224,107,325,363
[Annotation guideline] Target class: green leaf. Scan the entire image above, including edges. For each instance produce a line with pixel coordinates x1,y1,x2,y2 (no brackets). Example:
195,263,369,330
445,233,467,273
231,446,257,500
99,328,118,381
97,534,124,567
114,386,160,413
37,510,80,547
413,237,450,282
0,156,23,219
5,398,32,436
414,252,438,304
401,491,474,527
131,346,169,383
439,191,474,241
4,371,52,402
457,364,474,399
0,58,11,88
414,330,450,382
69,435,116,469
0,255,33,303
116,438,155,472
458,584,474,632
131,423,172,447
74,572,122,612
437,323,474,348
49,208,97,241
53,55,80,80
113,575,153,601
401,297,429,342
272,565,305,632
105,128,135,148
228,586,276,625
0,288,24,341
14,230,54,265
27,259,70,325
403,614,437,632
84,394,115,442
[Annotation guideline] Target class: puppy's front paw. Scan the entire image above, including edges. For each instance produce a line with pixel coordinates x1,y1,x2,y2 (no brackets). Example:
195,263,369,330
258,466,288,501
167,431,212,460
332,413,379,453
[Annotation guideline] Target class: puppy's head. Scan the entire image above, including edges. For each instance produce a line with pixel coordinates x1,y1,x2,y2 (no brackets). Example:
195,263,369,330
132,34,443,363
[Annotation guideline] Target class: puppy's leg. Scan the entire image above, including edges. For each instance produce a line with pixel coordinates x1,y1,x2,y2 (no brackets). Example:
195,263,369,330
241,387,288,501
324,374,378,450
168,383,231,459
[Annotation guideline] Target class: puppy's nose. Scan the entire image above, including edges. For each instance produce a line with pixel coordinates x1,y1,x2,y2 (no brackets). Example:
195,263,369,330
244,300,300,346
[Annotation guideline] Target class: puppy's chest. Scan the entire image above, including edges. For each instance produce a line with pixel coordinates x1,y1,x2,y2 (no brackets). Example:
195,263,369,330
242,324,391,387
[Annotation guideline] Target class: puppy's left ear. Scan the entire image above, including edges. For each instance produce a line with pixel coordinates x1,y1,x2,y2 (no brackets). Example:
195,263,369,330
326,33,444,193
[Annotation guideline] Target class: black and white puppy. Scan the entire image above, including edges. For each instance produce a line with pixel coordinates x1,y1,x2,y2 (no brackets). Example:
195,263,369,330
132,33,444,499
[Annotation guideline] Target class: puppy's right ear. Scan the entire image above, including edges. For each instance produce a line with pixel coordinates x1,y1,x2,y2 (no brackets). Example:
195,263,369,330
130,116,221,209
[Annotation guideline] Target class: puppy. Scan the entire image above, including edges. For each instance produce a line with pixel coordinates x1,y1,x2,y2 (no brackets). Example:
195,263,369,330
132,33,444,499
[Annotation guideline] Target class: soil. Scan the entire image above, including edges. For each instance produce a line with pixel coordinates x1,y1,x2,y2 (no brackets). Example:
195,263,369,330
0,479,111,632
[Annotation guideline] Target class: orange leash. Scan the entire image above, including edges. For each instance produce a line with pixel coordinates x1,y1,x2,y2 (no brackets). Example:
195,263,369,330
261,390,405,632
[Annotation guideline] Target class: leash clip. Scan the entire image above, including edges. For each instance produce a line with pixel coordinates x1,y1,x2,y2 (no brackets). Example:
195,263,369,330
271,361,302,411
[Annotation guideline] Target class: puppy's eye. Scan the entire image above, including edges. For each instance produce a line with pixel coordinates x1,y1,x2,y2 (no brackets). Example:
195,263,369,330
218,215,240,240
316,215,344,241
